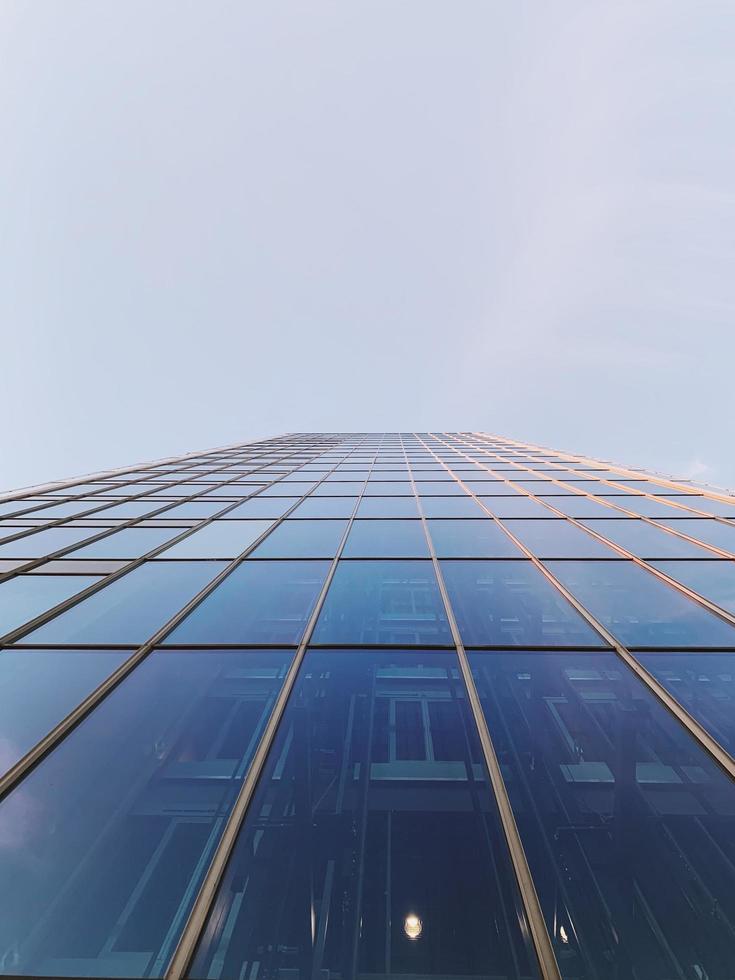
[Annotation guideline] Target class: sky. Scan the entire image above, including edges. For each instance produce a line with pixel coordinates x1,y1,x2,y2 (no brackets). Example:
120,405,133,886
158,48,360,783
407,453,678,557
1,1,733,492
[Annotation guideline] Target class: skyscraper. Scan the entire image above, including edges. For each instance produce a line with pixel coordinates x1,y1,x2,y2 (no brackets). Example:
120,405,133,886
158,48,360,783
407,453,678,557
0,431,734,980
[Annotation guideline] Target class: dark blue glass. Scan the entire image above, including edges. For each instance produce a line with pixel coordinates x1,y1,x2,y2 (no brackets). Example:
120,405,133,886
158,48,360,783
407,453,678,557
441,560,603,646
0,527,100,558
582,519,714,558
427,519,523,557
0,648,292,977
357,496,420,517
548,560,735,647
26,563,225,644
250,519,347,558
0,648,130,774
653,560,735,614
469,650,735,979
69,527,181,559
639,652,735,755
343,520,429,557
0,575,100,637
161,520,272,558
189,649,539,980
505,519,616,558
312,560,451,645
167,560,330,644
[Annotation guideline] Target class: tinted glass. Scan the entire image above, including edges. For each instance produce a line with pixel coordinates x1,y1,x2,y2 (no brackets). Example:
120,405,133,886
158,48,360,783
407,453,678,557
189,649,538,980
582,519,714,558
427,519,523,558
291,497,357,518
26,563,224,644
505,520,616,558
470,650,735,980
167,560,330,644
312,560,451,645
364,481,413,496
0,648,292,977
250,519,347,558
161,520,272,558
0,526,99,558
441,560,603,646
653,560,735,614
548,560,735,647
663,495,735,517
228,498,298,519
539,496,619,519
69,527,180,559
357,496,420,518
0,648,130,774
655,518,735,553
343,520,429,557
0,575,100,637
420,497,484,518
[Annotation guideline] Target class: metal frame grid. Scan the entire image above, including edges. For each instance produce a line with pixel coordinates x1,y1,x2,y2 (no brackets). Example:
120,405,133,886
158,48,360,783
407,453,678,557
0,431,734,980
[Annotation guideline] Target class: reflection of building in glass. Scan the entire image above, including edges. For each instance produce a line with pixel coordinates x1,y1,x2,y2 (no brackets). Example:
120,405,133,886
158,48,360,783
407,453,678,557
0,432,734,979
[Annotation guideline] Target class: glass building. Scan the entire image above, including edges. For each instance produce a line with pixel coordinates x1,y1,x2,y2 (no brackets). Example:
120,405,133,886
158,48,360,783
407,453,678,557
0,432,734,980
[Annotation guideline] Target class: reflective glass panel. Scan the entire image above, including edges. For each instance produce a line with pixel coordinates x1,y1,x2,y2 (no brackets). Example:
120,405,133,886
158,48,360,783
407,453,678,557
465,482,523,496
420,497,484,518
0,575,100,637
441,560,602,646
582,520,714,558
357,496,420,518
364,482,414,496
312,560,451,645
484,497,555,518
291,497,357,518
0,648,292,977
0,526,100,558
427,519,523,558
413,481,466,496
167,561,330,644
161,520,272,558
663,496,735,517
0,648,130,774
69,527,181,559
548,560,735,646
655,518,735,553
539,496,620,519
343,520,429,558
250,519,347,558
505,520,617,558
228,498,298,519
469,650,735,980
653,560,735,614
189,649,538,980
26,563,224,644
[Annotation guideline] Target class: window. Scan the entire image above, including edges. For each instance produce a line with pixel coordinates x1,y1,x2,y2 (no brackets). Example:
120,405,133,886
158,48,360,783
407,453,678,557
343,520,429,558
0,526,101,558
250,519,348,558
582,519,714,559
0,574,100,637
161,520,272,559
505,520,616,558
69,527,181,559
652,560,735,615
227,497,298,519
427,519,523,558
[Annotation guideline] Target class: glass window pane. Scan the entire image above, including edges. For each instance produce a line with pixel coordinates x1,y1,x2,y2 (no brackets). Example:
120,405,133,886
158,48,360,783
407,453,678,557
69,527,181,559
427,519,523,558
167,560,330,644
605,496,693,518
663,495,735,517
482,497,555,518
505,519,617,558
655,518,735,553
414,481,466,496
26,563,225,644
582,519,714,558
343,520,429,558
227,498,298,519
189,649,538,980
420,497,485,518
161,520,272,558
357,496,420,518
250,520,347,558
313,560,451,645
156,502,224,519
441,560,602,647
291,497,357,518
469,650,735,979
653,560,735,615
465,482,523,496
0,648,293,977
0,526,101,558
0,575,100,637
548,560,735,647
0,648,130,775
259,481,316,496
539,496,621,519
364,482,414,496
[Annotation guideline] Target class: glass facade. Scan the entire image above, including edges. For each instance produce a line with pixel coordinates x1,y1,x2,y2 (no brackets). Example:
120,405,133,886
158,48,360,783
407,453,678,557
0,432,734,980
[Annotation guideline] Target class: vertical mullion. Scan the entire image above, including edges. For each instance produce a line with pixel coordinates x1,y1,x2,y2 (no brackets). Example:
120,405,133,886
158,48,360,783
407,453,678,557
163,436,380,979
401,434,563,980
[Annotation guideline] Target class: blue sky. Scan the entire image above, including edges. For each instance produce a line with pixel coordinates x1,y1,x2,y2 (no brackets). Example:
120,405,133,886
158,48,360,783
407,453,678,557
1,1,733,491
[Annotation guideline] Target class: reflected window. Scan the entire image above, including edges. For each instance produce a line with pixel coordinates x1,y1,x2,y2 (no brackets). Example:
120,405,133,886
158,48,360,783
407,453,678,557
441,560,602,647
168,561,330,644
548,560,735,647
427,519,523,558
653,560,735,615
0,575,100,637
26,563,224,644
250,520,347,558
189,649,538,980
0,649,292,978
313,561,451,645
469,650,735,979
343,520,429,558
